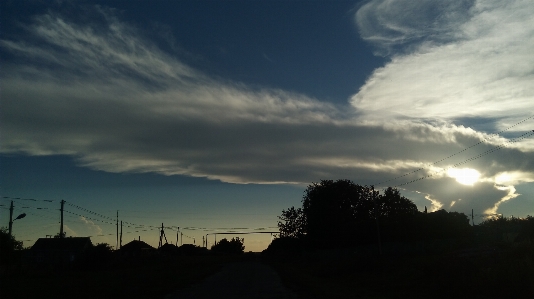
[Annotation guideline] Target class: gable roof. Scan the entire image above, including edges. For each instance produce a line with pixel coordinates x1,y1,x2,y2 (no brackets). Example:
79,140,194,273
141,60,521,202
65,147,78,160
120,240,155,251
159,243,179,252
31,237,93,252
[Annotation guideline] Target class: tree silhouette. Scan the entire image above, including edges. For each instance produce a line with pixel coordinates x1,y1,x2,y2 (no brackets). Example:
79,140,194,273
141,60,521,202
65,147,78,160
210,237,245,255
0,227,23,266
301,179,378,248
277,180,436,248
376,187,419,242
278,206,307,238
377,187,418,218
478,215,534,245
83,242,114,268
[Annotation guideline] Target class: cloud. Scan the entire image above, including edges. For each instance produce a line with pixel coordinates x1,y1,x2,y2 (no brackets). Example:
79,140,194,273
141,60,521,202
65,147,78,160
79,216,104,236
63,225,77,237
355,0,476,55
1,3,534,218
352,0,534,131
352,0,534,215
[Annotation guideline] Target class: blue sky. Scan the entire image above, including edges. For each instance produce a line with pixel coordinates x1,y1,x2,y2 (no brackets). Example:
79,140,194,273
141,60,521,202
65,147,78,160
1,0,534,251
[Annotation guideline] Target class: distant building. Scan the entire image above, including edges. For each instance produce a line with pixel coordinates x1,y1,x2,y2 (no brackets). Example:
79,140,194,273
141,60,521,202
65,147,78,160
31,237,93,268
158,243,180,256
119,240,156,257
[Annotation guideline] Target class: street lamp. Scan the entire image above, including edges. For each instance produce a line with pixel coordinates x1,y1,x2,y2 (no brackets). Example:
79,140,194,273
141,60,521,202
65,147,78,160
15,213,26,221
8,200,27,237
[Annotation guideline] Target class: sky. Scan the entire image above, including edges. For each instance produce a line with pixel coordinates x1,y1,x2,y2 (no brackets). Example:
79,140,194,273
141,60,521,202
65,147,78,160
1,0,534,252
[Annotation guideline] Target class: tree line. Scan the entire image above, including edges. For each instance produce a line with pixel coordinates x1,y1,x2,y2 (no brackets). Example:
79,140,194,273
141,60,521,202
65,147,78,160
270,179,533,253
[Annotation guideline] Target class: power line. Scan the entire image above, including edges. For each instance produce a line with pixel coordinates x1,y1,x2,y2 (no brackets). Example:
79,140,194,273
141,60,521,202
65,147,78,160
376,115,534,187
64,210,116,226
1,196,55,202
394,129,534,188
2,195,283,248
65,202,115,221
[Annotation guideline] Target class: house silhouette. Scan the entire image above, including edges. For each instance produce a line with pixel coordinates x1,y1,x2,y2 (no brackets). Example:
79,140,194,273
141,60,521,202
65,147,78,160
31,237,93,268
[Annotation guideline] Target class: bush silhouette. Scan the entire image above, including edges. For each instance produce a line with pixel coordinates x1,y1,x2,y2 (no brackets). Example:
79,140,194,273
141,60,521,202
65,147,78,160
210,237,244,255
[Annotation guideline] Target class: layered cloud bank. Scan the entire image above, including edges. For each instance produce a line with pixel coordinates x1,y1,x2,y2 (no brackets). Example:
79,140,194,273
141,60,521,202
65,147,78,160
2,1,533,216
352,0,534,214
353,0,534,131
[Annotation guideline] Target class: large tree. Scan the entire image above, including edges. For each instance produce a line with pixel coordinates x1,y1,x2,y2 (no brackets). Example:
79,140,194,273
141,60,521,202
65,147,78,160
375,187,419,242
277,180,424,248
0,227,23,266
301,180,379,248
278,206,307,239
210,237,245,255
376,187,418,218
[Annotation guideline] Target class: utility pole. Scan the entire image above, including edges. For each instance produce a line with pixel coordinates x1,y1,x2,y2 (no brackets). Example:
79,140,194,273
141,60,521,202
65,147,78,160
181,232,183,246
373,194,382,255
116,210,119,250
120,221,123,249
159,223,163,248
471,209,475,226
158,223,168,248
8,201,14,237
60,200,65,238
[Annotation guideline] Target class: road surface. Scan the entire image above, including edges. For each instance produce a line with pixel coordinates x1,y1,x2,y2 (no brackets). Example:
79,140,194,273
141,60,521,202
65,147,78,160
165,260,298,299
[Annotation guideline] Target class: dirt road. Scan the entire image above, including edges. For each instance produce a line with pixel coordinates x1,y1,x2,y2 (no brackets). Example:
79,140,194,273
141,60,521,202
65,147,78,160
165,260,298,299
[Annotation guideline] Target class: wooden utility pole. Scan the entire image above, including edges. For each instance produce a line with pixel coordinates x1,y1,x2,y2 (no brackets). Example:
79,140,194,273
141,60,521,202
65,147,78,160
158,223,168,248
116,210,119,250
374,194,382,255
8,201,14,237
471,209,475,226
60,200,65,238
159,223,163,248
120,221,123,249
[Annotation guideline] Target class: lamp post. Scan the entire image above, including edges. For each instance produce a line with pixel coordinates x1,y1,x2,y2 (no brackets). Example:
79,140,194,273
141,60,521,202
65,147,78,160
8,200,26,237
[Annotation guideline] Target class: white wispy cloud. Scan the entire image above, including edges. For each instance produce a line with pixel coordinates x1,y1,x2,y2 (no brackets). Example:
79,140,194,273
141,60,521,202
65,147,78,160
1,2,533,217
79,216,104,236
352,0,534,214
353,0,534,132
355,0,475,54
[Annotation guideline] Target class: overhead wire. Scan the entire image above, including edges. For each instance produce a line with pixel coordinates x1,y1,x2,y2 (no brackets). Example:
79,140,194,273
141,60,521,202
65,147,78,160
9,127,533,242
394,129,534,187
375,115,534,187
1,196,56,202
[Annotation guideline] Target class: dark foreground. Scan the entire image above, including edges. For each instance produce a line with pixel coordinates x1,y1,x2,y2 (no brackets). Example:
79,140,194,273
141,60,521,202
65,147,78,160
165,260,297,299
3,246,534,299
2,255,232,299
270,246,534,299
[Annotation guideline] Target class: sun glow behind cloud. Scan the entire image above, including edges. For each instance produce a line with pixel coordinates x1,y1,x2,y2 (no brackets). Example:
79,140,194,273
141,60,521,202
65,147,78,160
447,168,480,186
